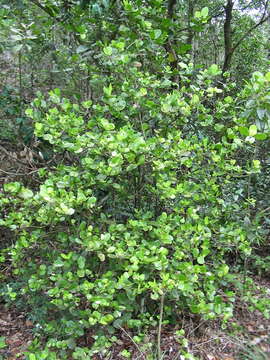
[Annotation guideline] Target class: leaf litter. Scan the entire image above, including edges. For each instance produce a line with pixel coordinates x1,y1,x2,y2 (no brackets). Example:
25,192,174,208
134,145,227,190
0,277,269,359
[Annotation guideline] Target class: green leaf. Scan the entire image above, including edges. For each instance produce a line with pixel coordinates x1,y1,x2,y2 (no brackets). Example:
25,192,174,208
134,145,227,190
238,126,249,136
150,293,159,300
53,88,61,96
161,103,172,113
4,182,21,193
154,29,162,39
208,64,220,76
257,109,265,120
253,159,260,169
249,124,257,136
201,7,209,18
19,188,34,200
35,122,43,132
103,83,113,96
191,94,199,105
115,99,126,111
59,203,75,215
255,133,267,140
98,253,105,262
78,256,85,269
100,314,114,325
82,100,92,109
103,46,113,56
92,3,102,15
100,118,115,130
265,72,270,81
217,264,229,277
0,337,6,349
168,52,176,62
197,256,205,264
139,88,147,96
76,45,89,54
12,43,23,53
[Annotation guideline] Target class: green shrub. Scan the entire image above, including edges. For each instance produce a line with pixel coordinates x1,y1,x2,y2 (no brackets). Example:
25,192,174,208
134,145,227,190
1,56,270,358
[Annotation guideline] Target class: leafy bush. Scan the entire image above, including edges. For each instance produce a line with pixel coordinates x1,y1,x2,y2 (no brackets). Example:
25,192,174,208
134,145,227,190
0,52,270,358
0,85,33,143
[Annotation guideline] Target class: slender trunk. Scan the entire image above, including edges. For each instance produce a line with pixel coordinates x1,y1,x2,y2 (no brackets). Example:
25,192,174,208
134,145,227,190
187,0,195,58
267,6,270,60
168,0,176,19
157,293,165,360
165,0,178,79
222,0,269,72
222,0,234,74
18,50,23,117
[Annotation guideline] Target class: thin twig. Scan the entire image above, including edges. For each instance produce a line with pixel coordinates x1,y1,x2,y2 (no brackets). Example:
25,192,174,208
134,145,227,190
0,145,33,167
158,293,165,360
231,14,270,54
186,319,207,337
117,325,146,360
28,0,57,18
192,336,221,347
0,168,41,176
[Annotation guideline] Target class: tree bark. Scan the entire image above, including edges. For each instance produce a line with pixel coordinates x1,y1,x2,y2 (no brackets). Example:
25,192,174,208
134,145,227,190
165,0,178,73
187,0,195,47
168,0,177,18
222,0,270,74
222,0,234,74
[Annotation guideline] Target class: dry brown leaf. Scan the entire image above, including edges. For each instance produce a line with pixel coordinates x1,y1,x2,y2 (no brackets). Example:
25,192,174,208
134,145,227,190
25,320,33,328
250,337,263,345
259,344,270,352
0,318,9,326
6,332,24,347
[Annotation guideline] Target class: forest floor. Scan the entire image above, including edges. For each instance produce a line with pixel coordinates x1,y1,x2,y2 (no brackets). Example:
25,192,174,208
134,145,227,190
0,277,270,360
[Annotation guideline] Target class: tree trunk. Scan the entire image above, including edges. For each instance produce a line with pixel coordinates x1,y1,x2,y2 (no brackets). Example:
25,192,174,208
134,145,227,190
222,0,234,74
187,0,195,58
168,0,177,18
165,0,178,73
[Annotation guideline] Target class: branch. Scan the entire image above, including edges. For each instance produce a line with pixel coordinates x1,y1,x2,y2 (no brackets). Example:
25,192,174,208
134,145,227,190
177,7,226,33
0,145,33,167
29,0,87,44
0,168,40,176
28,0,58,19
222,0,234,73
238,0,256,12
231,13,270,54
168,0,177,18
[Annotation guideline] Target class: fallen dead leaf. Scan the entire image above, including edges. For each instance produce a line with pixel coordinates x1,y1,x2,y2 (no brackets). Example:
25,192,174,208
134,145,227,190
250,337,263,345
25,320,33,328
6,332,24,347
0,318,9,326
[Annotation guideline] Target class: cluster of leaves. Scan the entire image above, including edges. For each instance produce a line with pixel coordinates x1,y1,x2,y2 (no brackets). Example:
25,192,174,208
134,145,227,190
0,86,31,142
0,1,270,358
1,47,270,358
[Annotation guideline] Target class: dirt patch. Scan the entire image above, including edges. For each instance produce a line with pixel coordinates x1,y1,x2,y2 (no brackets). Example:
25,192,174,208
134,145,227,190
0,279,269,359
0,304,33,359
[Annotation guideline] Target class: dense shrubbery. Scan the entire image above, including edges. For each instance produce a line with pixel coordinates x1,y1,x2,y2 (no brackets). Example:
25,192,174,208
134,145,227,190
1,53,270,358
1,1,270,358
